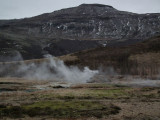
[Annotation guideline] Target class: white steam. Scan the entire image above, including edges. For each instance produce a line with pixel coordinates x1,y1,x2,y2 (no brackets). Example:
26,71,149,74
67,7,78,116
1,53,160,87
16,56,99,83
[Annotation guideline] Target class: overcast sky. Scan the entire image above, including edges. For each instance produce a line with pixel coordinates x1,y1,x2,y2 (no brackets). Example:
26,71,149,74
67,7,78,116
0,0,160,19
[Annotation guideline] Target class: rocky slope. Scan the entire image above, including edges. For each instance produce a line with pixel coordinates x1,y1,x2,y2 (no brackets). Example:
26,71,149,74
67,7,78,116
0,4,160,61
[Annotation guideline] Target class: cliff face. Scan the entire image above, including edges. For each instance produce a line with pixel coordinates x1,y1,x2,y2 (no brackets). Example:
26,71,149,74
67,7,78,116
0,4,160,60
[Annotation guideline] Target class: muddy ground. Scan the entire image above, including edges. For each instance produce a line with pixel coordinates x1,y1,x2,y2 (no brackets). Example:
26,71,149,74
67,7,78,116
0,76,160,120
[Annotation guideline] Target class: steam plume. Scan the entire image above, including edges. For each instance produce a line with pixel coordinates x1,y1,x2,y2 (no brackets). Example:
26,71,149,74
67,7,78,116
8,55,99,83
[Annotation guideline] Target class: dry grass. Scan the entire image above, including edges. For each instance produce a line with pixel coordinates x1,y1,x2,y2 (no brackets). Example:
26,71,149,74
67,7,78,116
58,54,78,62
0,53,77,65
129,52,160,65
128,52,160,78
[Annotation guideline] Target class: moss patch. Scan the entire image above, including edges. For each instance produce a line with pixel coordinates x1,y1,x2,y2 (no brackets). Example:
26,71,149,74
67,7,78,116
39,87,131,101
0,101,120,118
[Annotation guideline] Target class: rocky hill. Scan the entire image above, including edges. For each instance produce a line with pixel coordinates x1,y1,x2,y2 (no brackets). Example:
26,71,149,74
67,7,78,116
0,4,160,61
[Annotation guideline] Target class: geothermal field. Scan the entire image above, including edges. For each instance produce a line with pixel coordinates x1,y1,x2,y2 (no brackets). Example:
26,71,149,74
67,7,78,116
0,56,160,120
0,1,160,120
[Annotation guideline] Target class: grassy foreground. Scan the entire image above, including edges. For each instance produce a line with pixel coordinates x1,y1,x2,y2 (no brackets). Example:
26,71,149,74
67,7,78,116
0,79,160,119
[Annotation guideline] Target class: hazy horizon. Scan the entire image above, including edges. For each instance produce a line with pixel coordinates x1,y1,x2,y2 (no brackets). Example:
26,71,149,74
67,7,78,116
0,0,160,20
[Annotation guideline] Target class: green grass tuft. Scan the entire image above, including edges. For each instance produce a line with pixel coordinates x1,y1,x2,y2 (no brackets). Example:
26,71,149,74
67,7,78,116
0,101,121,118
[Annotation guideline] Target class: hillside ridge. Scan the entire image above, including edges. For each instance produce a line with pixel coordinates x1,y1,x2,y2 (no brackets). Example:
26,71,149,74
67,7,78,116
0,4,160,60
